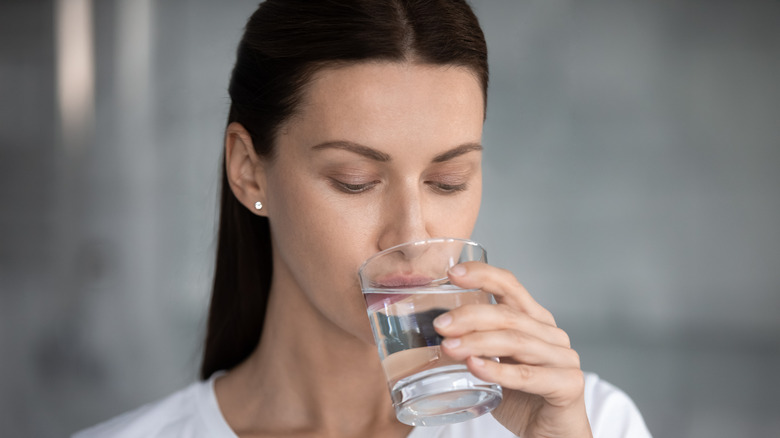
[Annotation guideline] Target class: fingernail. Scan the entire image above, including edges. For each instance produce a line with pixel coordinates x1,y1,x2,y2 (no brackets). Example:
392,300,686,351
441,338,460,349
449,264,466,277
471,356,485,366
433,314,452,328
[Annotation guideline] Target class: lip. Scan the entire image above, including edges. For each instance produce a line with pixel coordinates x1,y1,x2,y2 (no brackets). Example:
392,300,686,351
364,274,434,310
372,274,434,289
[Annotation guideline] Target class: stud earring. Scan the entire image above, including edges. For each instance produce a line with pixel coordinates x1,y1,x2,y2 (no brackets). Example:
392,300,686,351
254,201,263,210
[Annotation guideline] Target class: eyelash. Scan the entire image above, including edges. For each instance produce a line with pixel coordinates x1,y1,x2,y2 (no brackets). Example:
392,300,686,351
331,179,378,194
427,182,468,194
330,179,468,195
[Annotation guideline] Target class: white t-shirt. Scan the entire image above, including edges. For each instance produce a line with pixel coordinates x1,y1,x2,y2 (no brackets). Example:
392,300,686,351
73,372,651,437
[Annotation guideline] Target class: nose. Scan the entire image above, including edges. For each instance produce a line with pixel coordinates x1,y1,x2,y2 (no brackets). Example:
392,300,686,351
376,182,431,251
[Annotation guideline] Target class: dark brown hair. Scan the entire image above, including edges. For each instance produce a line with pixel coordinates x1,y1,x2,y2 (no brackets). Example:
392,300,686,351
201,0,488,380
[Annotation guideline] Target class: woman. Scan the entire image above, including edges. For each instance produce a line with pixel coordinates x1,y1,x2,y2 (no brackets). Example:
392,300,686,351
75,0,651,436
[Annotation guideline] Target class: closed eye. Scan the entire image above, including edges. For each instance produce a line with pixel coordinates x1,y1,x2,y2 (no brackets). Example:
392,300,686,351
426,181,468,194
330,178,379,194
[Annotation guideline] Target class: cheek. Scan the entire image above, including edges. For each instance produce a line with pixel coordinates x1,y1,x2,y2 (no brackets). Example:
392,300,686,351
266,175,342,265
461,176,483,230
267,171,373,288
270,181,373,257
431,185,482,238
265,172,376,318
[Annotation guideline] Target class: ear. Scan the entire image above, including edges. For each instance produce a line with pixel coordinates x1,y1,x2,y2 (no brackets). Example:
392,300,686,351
225,122,267,216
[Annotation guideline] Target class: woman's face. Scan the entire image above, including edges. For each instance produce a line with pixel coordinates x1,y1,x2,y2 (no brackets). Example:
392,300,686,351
262,62,485,343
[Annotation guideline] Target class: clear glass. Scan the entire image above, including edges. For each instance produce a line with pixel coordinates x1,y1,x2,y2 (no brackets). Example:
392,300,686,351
359,238,502,426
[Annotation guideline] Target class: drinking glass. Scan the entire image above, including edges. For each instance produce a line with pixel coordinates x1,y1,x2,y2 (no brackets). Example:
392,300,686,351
359,237,502,426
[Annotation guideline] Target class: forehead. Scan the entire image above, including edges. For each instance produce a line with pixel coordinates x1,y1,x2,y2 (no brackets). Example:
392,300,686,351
282,61,485,157
302,61,483,112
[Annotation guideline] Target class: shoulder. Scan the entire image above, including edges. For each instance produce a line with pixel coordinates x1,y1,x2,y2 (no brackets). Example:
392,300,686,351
72,383,205,438
408,373,651,438
583,372,652,437
72,374,235,438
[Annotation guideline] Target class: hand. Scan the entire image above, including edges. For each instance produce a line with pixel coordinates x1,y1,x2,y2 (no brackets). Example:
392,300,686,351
434,262,592,438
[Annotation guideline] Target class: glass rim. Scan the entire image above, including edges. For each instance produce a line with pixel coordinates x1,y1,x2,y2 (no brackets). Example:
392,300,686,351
358,237,484,276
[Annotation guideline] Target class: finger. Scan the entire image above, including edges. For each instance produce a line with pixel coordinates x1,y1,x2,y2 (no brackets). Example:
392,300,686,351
441,330,581,369
448,262,556,326
433,303,571,348
466,358,586,408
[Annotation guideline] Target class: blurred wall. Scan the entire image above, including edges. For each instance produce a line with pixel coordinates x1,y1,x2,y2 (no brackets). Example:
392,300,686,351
1,0,778,437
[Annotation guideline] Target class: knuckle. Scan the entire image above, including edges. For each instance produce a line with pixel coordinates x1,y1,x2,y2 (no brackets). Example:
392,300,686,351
454,303,487,325
496,302,512,312
528,307,556,327
507,329,528,346
457,331,478,348
569,369,586,393
540,308,556,326
447,305,468,321
496,303,518,321
491,304,517,330
493,362,509,383
568,349,581,368
513,364,533,382
505,269,524,290
494,267,520,288
554,327,571,348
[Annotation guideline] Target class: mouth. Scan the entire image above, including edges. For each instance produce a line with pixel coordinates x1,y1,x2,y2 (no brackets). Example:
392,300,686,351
363,274,434,310
372,273,434,289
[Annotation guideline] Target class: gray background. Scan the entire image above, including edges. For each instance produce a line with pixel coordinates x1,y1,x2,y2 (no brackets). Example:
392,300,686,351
1,0,778,436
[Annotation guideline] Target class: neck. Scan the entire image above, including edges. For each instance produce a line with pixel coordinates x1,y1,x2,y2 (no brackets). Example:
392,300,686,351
215,268,411,438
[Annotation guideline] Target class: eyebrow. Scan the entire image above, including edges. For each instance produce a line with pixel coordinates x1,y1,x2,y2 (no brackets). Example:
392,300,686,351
311,141,483,163
432,142,483,163
312,141,391,161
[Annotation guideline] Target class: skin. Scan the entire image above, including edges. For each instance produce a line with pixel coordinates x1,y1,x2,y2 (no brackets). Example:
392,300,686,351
220,61,592,438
